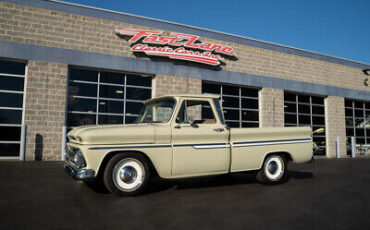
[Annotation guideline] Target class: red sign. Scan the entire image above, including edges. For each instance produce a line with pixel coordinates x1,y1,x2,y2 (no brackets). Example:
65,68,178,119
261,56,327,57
115,29,236,66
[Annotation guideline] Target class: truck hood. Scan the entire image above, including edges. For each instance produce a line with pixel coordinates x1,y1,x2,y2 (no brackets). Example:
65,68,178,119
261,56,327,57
67,123,155,145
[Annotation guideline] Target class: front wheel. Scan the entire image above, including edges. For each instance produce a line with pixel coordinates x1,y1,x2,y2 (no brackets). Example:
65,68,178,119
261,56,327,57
256,155,287,184
103,153,150,196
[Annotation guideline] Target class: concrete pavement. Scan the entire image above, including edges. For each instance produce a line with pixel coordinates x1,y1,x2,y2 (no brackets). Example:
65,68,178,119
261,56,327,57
0,159,369,230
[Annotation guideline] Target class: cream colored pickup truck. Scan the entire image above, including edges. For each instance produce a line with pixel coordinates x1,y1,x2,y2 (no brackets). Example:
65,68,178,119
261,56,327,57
64,94,313,196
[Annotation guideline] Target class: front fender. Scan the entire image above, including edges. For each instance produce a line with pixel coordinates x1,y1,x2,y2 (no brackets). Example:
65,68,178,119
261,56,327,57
79,144,173,179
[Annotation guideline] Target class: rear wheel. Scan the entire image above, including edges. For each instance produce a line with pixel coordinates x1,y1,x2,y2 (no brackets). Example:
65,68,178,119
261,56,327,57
103,153,150,196
256,154,287,184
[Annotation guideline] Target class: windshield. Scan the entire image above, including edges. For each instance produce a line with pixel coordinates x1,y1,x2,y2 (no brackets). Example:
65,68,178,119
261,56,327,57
136,98,177,123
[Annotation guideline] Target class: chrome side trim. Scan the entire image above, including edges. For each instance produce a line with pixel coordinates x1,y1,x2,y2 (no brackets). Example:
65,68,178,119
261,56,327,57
89,144,172,150
87,138,311,150
233,138,311,148
192,144,230,149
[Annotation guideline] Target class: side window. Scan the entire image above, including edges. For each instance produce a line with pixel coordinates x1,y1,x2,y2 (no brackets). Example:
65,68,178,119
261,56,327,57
176,100,217,124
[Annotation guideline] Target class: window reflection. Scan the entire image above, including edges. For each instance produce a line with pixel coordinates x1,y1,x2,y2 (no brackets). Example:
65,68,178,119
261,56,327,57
0,60,25,75
202,81,259,128
99,100,124,114
0,59,26,158
68,98,97,113
284,92,326,156
67,113,96,127
98,115,123,125
0,76,24,91
0,92,23,108
68,82,97,97
345,99,370,155
0,144,21,157
67,68,152,127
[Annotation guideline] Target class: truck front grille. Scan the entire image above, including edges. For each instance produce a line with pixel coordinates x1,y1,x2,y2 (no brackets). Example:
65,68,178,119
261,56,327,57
65,146,78,162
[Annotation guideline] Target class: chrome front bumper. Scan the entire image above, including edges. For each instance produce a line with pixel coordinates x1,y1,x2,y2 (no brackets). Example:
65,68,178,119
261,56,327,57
63,161,95,180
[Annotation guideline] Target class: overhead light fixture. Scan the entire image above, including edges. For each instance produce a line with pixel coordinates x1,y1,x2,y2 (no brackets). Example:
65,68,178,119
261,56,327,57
363,69,369,87
99,102,106,105
116,90,124,94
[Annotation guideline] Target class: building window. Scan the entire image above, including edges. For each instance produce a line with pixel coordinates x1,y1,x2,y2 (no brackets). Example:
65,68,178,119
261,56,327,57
0,60,26,158
202,81,259,128
284,92,326,156
345,99,370,155
67,67,152,128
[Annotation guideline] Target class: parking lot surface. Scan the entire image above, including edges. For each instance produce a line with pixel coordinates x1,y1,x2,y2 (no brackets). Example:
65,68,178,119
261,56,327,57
0,159,369,230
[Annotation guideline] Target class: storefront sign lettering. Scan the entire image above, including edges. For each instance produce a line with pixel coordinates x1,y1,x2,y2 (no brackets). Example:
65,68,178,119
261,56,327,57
115,29,236,66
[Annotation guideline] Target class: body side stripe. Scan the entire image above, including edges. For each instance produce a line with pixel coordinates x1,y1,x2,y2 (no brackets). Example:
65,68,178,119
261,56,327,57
233,139,311,148
233,138,311,145
88,138,311,150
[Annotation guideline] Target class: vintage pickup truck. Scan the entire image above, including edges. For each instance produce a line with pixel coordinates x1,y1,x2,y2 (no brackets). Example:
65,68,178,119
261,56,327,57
64,94,313,196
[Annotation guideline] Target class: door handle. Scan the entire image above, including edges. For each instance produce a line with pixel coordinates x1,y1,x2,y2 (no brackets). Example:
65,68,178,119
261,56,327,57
213,128,224,132
174,125,181,129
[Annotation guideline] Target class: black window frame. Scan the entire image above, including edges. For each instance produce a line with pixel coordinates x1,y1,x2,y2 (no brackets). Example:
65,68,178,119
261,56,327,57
284,92,326,156
202,81,259,128
345,99,370,155
0,59,26,158
66,67,152,128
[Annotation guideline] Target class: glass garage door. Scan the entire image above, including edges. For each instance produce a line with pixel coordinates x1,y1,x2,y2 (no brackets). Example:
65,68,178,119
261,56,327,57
345,99,370,155
202,81,259,128
0,60,26,159
66,67,152,129
284,92,326,156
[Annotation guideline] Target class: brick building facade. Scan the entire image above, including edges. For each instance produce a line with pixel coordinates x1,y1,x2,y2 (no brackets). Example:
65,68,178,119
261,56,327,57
0,0,369,160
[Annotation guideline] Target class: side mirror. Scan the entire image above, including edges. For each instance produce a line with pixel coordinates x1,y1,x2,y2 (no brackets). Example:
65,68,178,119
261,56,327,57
187,115,195,124
313,128,325,134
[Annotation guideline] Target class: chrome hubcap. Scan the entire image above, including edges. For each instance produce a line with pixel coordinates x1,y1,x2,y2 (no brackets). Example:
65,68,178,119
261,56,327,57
119,166,137,184
267,161,278,174
113,158,145,192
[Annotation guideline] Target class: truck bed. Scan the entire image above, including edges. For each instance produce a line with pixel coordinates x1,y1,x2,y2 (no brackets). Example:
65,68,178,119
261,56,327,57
229,127,313,172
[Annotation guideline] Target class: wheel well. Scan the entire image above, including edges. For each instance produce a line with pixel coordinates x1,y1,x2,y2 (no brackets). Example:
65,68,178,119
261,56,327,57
96,150,159,179
264,151,293,163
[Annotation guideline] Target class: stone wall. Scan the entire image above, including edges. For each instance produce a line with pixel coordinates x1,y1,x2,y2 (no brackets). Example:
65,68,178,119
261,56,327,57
24,61,68,160
259,88,284,127
153,75,201,97
325,96,347,158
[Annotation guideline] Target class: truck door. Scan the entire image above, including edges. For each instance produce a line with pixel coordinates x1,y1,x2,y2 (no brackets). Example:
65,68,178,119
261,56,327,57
171,98,230,176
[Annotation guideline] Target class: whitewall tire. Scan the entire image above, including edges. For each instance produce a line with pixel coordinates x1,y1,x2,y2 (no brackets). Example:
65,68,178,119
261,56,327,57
104,153,150,196
256,154,287,184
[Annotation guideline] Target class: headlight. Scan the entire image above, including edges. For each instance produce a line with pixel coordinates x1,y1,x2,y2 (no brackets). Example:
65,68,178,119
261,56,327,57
73,151,86,168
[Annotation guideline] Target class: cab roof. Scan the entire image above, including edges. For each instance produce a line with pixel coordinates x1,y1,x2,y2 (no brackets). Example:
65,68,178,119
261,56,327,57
144,94,220,104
